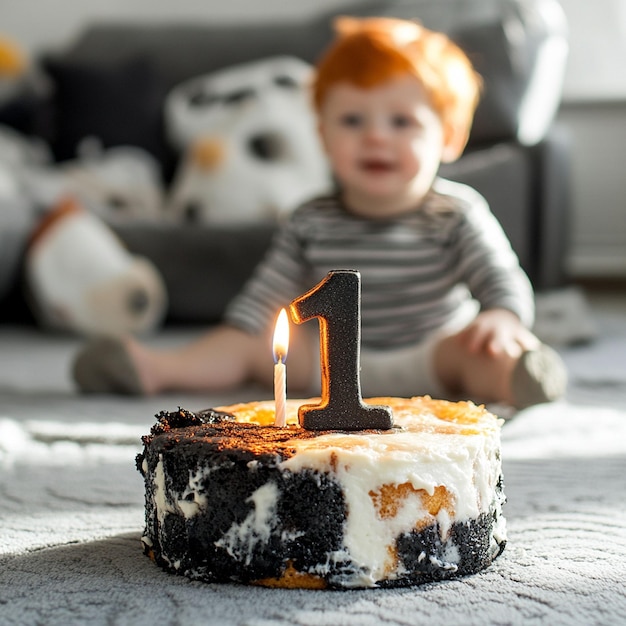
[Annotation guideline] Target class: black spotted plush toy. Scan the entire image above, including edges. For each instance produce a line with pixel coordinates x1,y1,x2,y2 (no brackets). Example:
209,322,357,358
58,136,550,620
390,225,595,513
165,56,331,223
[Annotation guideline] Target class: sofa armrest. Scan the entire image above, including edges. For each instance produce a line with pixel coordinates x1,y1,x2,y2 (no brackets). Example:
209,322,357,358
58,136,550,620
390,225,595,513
441,129,571,291
528,124,571,289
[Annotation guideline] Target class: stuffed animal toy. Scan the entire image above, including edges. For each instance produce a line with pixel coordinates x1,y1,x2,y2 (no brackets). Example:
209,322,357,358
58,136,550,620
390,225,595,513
0,123,164,224
25,197,168,336
57,140,164,222
165,56,331,223
0,37,168,337
22,139,165,223
0,128,167,337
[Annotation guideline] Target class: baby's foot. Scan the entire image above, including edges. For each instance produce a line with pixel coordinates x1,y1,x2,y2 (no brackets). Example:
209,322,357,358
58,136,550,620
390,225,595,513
72,335,157,395
510,344,568,409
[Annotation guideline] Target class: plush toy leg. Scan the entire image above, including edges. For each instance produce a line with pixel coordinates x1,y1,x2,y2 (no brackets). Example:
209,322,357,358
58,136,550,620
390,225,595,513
26,197,168,336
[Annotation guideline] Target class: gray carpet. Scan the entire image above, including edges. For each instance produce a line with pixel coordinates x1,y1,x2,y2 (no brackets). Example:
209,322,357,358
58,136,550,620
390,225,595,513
1,289,626,625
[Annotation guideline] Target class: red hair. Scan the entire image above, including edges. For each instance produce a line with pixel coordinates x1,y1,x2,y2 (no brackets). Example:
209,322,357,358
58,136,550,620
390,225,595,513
313,17,481,156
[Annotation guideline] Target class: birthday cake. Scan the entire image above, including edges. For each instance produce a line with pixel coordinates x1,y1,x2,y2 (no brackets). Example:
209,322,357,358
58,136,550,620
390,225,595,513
136,396,506,589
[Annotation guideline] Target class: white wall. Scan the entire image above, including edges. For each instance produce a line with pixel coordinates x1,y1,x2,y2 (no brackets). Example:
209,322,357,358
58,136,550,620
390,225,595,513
557,102,626,278
3,0,625,278
557,0,626,278
559,0,626,101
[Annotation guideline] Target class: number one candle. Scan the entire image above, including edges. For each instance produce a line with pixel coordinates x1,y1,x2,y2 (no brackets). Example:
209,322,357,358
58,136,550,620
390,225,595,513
289,270,393,431
273,308,289,427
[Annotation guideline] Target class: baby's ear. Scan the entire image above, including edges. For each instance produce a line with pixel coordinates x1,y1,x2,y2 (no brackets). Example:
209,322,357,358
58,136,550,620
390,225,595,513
441,123,470,163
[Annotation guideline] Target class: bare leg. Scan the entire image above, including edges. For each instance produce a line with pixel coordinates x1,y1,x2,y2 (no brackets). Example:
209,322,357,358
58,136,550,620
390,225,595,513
433,332,518,404
433,330,567,408
74,322,317,395
124,325,267,394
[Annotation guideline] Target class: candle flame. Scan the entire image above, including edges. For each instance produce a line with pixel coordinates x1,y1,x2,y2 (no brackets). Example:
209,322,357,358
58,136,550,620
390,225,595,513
273,308,290,363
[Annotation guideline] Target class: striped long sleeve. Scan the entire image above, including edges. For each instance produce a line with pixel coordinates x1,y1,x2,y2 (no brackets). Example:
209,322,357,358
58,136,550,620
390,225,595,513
224,178,534,349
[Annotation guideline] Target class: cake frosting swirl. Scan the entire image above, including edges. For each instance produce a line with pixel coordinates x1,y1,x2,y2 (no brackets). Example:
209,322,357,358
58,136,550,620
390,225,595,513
137,396,506,588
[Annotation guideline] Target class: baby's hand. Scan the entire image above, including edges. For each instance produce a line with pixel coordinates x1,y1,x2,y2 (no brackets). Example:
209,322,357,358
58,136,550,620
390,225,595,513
455,308,539,358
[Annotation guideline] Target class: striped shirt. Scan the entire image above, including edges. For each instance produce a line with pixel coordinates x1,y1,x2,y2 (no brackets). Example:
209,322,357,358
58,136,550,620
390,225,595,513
224,178,534,349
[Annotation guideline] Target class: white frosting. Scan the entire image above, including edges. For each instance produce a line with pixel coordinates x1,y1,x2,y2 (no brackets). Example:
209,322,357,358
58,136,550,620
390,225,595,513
152,455,179,569
215,482,278,565
153,455,174,524
177,468,209,517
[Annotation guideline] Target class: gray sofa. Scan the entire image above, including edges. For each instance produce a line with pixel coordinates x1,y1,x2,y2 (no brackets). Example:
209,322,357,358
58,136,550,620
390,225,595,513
0,0,570,326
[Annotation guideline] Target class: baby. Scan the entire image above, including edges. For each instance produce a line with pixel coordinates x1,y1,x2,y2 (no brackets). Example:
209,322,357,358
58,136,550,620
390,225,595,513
73,16,567,408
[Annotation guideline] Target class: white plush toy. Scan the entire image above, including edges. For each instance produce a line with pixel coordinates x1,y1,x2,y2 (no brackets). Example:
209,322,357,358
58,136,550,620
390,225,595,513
0,126,168,337
165,56,331,223
0,125,164,223
26,197,168,336
24,139,165,223
58,140,164,222
0,35,167,337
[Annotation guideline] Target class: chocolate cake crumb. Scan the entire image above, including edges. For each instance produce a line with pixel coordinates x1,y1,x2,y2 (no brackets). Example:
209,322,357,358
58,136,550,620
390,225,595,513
151,407,234,435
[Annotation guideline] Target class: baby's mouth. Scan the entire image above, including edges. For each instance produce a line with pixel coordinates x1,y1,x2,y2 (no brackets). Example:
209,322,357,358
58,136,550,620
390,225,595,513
359,158,395,173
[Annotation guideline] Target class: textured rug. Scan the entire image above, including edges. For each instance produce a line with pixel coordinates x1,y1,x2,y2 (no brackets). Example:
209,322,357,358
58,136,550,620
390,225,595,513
1,401,625,625
1,290,626,625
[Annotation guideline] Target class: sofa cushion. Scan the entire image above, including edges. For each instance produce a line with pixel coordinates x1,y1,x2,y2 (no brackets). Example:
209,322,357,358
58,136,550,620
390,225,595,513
41,55,170,165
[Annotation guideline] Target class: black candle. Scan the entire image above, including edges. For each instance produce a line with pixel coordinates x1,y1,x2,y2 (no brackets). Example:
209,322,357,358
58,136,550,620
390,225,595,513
289,270,393,431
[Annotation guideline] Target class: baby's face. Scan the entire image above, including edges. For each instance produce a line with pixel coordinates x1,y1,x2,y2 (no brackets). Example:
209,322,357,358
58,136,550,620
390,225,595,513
318,75,445,218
